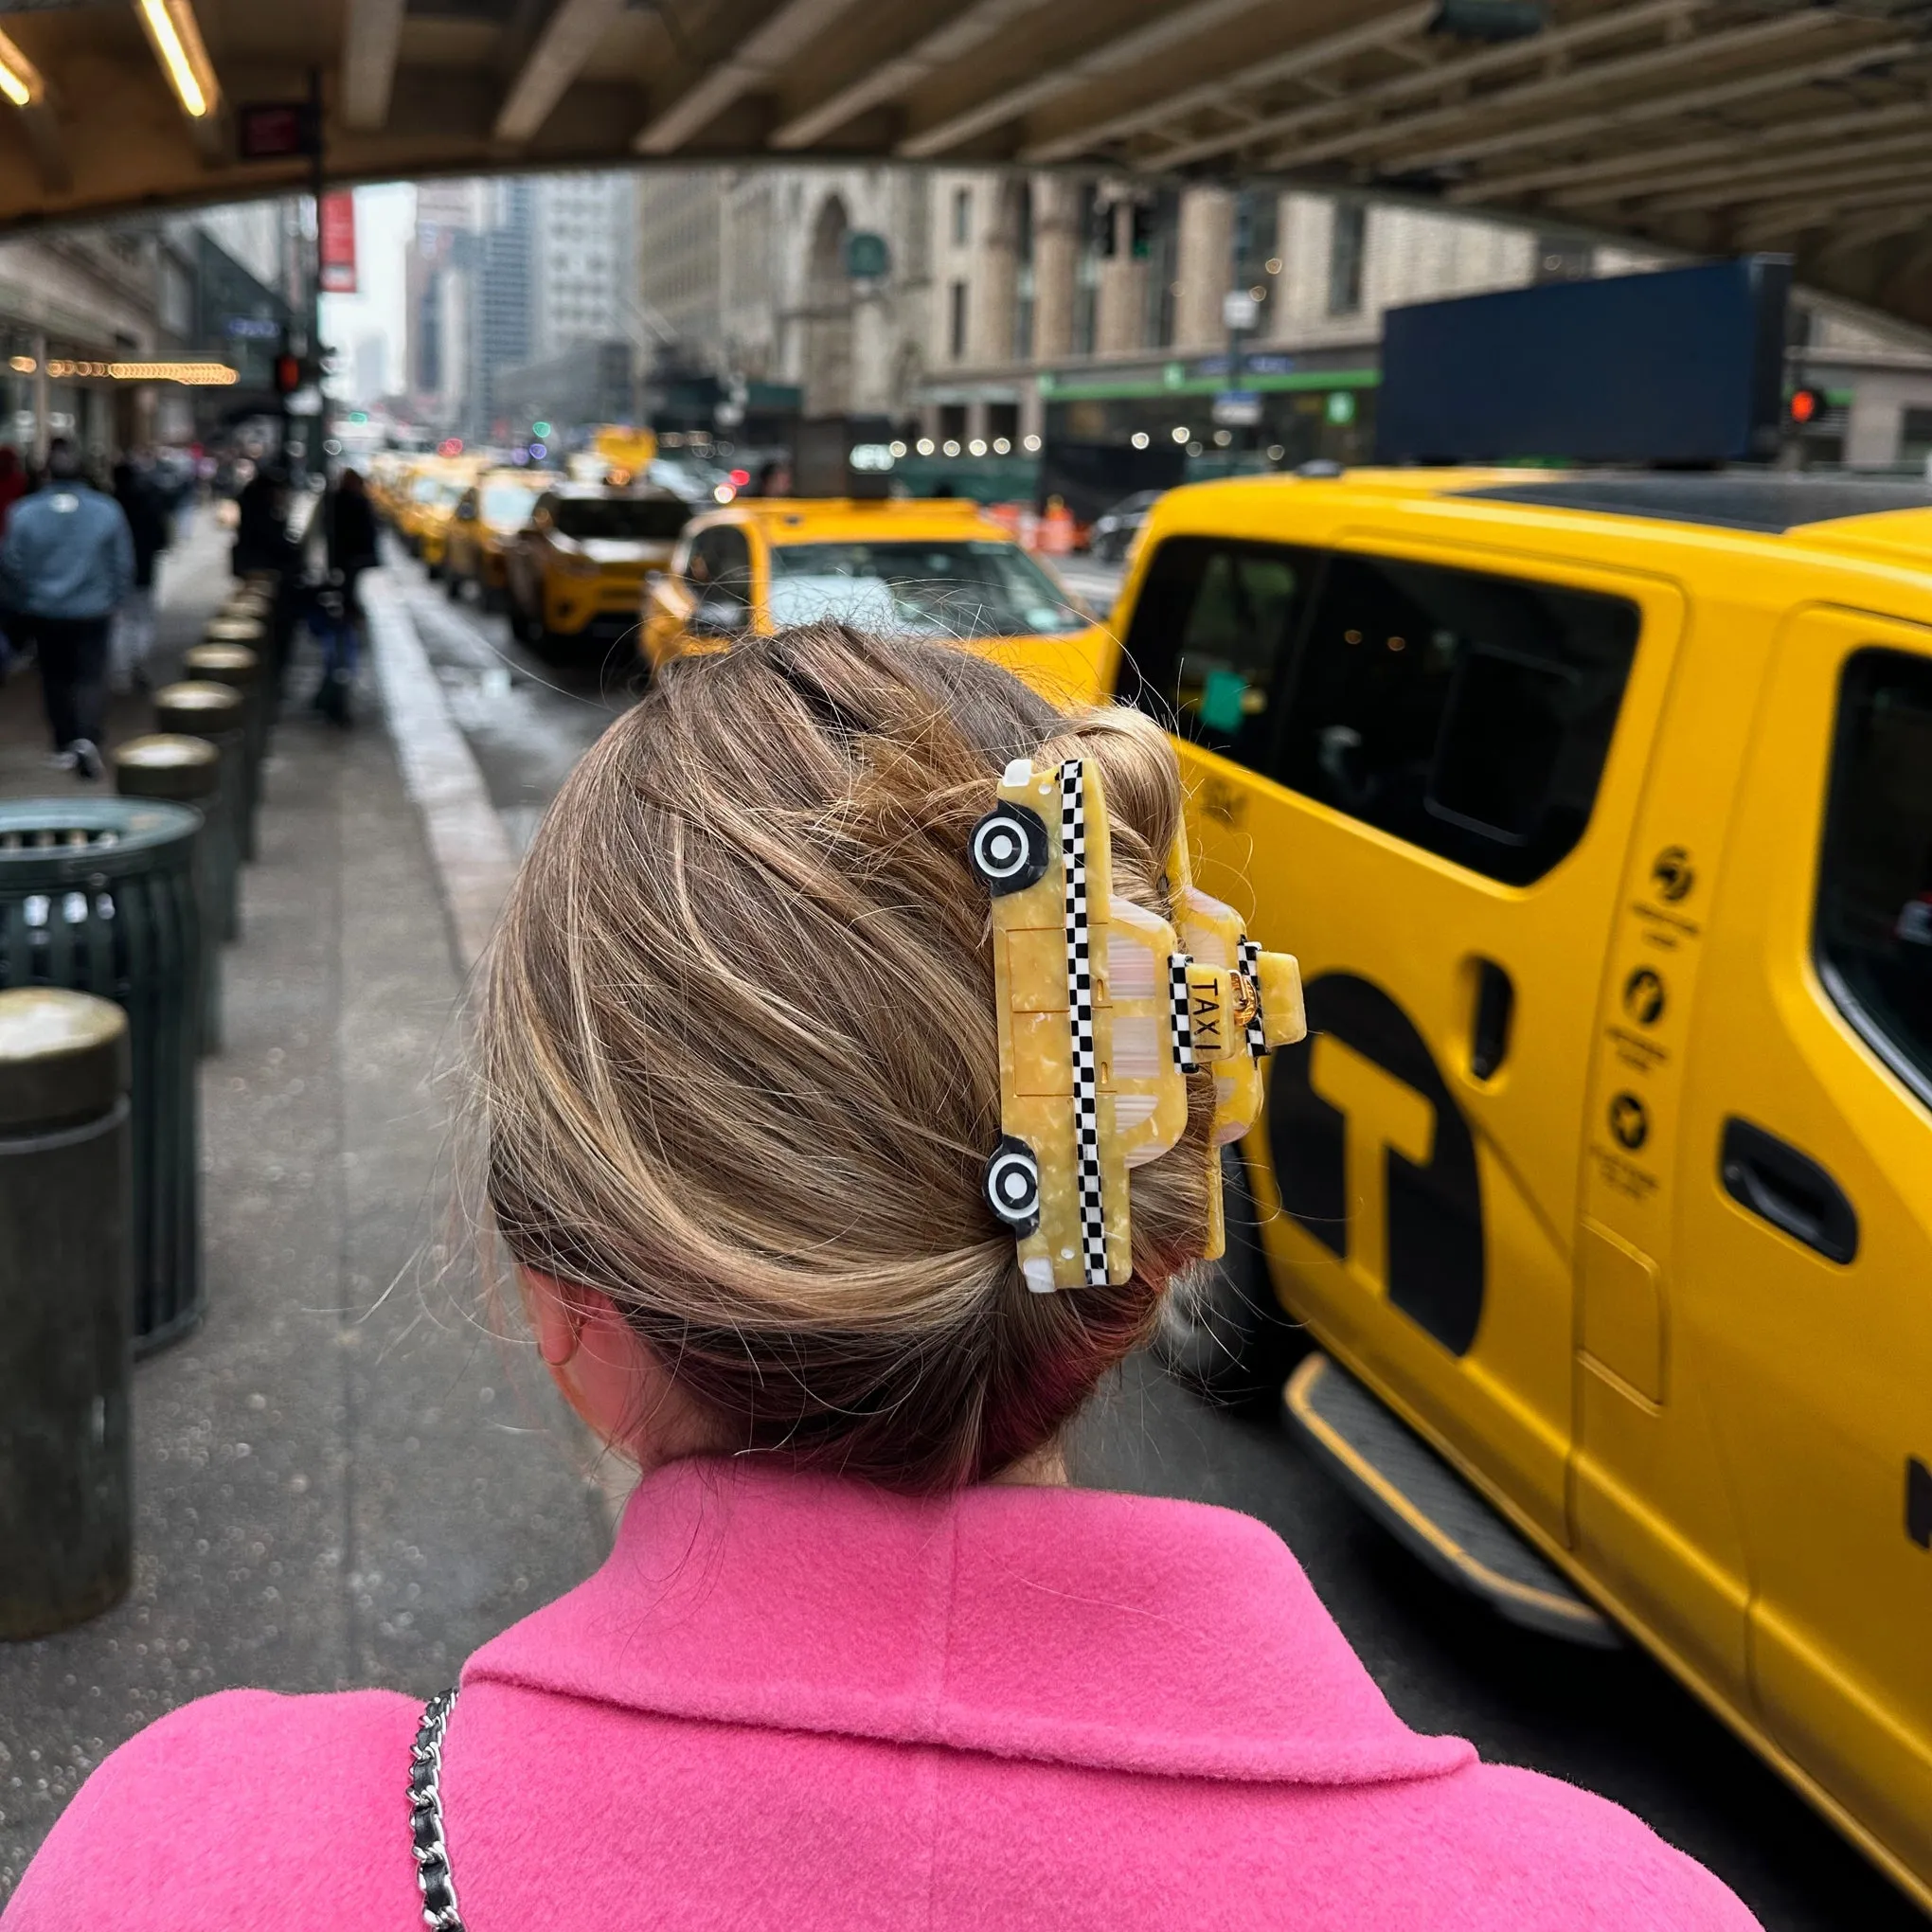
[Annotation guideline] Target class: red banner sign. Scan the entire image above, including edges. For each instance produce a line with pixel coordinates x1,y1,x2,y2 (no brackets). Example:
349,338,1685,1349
319,190,357,295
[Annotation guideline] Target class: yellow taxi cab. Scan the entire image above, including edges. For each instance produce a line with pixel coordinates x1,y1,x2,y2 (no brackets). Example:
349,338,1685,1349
640,498,1107,702
1100,467,1932,1914
367,452,410,525
442,468,553,608
503,482,689,660
396,460,469,563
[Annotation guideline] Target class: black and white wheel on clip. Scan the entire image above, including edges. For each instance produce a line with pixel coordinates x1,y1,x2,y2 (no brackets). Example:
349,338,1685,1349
968,802,1048,896
984,1136,1043,1236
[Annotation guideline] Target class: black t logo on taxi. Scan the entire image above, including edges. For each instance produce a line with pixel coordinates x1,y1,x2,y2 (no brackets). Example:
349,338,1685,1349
1651,846,1694,903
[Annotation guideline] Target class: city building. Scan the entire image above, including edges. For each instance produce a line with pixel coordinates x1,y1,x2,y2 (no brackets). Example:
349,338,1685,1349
635,170,1932,474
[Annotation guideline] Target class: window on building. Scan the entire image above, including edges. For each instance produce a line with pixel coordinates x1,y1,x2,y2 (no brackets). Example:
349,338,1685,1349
1328,204,1366,316
1278,553,1640,885
1816,647,1932,1107
954,188,973,246
949,279,969,361
1122,537,1319,772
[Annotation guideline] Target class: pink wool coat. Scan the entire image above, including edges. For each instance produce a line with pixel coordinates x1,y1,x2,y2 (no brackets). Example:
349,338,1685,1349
6,1459,1758,1930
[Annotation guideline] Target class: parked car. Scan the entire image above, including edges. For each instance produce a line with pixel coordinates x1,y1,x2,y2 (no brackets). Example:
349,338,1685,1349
1085,488,1165,563
504,483,689,660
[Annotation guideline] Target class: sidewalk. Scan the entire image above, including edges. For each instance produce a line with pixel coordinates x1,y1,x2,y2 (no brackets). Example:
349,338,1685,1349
0,515,612,1895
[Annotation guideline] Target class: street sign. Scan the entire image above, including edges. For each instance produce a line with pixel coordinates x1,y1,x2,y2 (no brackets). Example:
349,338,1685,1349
1212,390,1262,427
319,190,357,294
237,100,318,161
1222,289,1260,331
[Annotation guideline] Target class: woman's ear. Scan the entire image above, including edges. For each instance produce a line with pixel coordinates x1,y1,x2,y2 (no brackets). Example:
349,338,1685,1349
522,1266,586,1367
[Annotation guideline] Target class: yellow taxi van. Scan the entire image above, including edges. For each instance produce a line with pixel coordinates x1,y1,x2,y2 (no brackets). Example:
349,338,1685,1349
442,468,552,608
640,497,1107,700
1108,468,1932,1913
503,482,689,660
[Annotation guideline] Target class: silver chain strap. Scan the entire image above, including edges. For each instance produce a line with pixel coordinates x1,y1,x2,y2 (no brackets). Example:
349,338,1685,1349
408,1688,466,1931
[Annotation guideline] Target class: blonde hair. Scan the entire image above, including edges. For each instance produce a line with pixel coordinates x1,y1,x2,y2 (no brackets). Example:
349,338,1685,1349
479,621,1212,1491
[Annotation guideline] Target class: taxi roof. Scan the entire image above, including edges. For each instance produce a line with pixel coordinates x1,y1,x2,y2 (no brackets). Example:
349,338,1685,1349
1164,467,1932,562
726,497,1006,544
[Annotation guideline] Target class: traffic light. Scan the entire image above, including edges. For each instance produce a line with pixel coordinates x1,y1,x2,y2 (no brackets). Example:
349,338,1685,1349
531,420,552,438
273,351,302,397
1130,204,1155,259
1787,386,1823,427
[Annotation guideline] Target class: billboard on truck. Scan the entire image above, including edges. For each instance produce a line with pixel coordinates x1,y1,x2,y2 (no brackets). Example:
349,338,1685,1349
1375,255,1791,466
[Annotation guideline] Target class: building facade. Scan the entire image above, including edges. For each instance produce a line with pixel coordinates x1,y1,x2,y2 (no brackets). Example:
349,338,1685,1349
636,170,1932,474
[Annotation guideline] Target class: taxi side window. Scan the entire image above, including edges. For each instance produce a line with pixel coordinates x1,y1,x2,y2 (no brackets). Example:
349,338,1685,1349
1816,648,1932,1106
1120,537,1317,769
1278,554,1639,886
689,526,754,608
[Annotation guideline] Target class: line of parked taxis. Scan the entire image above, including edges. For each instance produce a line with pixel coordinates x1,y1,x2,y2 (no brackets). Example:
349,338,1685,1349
374,443,1931,1911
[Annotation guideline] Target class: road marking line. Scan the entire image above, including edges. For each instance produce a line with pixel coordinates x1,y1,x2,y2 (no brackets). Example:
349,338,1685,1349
365,568,519,976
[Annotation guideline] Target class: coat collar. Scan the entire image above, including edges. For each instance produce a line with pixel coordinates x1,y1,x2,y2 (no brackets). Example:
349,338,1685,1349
463,1458,1473,1787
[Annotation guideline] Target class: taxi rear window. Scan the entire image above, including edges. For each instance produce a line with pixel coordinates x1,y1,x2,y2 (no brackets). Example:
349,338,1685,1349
552,497,689,542
1124,537,1639,886
1816,648,1932,1109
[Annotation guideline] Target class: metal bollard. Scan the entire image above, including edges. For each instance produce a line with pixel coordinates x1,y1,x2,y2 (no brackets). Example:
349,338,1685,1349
0,988,134,1639
114,735,228,1050
0,800,202,1352
153,679,253,864
184,640,265,814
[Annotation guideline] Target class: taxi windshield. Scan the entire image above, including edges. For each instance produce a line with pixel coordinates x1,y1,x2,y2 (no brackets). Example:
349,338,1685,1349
552,496,689,542
765,539,1086,638
481,482,540,527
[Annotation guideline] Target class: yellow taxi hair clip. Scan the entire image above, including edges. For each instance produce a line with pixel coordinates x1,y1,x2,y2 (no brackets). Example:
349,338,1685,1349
969,757,1305,1292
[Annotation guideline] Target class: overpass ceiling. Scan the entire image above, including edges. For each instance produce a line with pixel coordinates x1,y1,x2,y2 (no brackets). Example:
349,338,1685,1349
4,0,1932,325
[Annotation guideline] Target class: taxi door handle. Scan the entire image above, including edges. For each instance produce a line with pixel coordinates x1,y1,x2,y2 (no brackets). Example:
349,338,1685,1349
1469,959,1514,1081
1720,1117,1859,1264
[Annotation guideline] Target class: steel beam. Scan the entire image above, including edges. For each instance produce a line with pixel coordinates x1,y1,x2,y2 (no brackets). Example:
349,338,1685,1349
492,0,625,146
1361,33,1920,179
1018,3,1434,165
770,0,1056,150
1147,0,1697,170
1274,7,1835,174
896,0,1274,159
635,0,868,155
340,0,406,133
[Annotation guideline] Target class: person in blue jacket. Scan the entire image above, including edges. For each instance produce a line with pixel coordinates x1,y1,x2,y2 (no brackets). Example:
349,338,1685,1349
0,439,134,778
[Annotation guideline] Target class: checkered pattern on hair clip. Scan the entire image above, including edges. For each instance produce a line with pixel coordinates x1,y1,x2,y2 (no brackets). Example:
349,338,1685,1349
1238,936,1266,1056
1060,760,1108,1286
1168,952,1196,1073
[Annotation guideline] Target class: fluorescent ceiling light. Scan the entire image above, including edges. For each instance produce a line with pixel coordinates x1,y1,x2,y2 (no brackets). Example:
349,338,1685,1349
0,27,45,108
135,0,218,120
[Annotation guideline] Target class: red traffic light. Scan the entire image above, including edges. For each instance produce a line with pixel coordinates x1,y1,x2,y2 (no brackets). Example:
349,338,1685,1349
273,352,302,397
1788,386,1822,426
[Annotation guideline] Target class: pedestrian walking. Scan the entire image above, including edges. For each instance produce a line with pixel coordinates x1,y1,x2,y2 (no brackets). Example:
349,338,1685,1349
0,438,133,778
110,457,170,693
0,625,1762,1931
313,466,377,724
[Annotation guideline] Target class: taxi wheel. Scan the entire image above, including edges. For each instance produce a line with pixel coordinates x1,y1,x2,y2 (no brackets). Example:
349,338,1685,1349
1154,1147,1307,1407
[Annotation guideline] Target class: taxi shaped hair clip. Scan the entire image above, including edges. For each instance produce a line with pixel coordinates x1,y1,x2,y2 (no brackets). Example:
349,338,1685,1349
969,756,1305,1293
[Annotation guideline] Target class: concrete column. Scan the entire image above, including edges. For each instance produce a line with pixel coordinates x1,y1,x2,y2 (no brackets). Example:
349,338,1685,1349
1173,187,1234,352
971,183,1020,367
1095,202,1147,356
1030,174,1082,364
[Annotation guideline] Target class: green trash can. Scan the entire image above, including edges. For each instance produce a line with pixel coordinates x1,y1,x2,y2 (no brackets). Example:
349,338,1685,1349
0,987,133,1638
114,735,227,1052
0,798,203,1351
184,641,265,819
154,679,253,865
